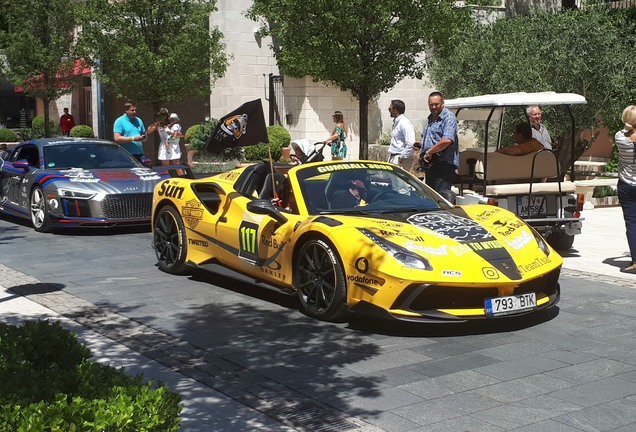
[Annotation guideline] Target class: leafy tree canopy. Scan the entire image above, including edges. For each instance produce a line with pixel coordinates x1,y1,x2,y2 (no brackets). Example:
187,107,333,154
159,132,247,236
248,0,471,158
79,0,228,109
428,4,636,169
0,0,86,136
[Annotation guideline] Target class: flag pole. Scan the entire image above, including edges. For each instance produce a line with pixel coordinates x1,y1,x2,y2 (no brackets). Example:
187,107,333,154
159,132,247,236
267,143,278,202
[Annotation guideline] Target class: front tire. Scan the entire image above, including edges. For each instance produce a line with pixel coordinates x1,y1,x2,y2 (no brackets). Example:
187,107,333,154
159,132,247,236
154,205,189,274
294,239,347,321
30,185,51,233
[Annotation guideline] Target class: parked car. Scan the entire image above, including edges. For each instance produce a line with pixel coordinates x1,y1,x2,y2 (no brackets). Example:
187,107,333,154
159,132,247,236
151,159,561,322
447,92,587,250
0,138,191,232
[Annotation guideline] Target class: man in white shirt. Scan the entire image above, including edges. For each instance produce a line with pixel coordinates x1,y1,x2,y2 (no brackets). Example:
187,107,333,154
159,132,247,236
527,105,553,150
387,99,416,171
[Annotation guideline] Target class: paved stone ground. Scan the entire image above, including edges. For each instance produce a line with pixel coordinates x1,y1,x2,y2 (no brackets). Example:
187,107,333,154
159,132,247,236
2,208,636,431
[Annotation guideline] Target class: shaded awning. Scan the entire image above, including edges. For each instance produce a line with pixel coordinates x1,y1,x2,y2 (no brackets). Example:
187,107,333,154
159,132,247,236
14,59,91,92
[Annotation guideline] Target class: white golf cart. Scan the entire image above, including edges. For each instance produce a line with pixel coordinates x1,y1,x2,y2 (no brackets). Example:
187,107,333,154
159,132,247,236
446,92,586,251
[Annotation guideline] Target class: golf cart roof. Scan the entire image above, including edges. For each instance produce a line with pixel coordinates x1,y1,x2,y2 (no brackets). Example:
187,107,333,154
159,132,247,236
445,92,587,109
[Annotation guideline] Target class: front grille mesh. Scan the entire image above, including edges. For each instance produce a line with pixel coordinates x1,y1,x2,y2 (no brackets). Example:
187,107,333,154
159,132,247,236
102,193,152,219
395,267,561,312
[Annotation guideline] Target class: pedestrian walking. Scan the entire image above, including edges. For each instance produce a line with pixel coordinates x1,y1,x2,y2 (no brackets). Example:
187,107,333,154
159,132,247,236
615,105,636,274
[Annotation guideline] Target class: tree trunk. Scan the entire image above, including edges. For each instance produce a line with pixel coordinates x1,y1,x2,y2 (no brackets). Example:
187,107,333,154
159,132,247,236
44,99,51,138
358,93,369,160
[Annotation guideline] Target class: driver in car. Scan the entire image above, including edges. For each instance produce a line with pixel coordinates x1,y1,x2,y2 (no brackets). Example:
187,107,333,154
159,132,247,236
331,179,368,208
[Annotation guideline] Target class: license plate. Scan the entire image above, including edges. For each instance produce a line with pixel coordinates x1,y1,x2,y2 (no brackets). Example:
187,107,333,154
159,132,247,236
485,293,536,316
516,196,546,216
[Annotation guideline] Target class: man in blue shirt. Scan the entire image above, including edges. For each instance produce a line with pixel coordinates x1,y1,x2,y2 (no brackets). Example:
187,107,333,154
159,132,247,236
113,102,148,161
420,91,459,203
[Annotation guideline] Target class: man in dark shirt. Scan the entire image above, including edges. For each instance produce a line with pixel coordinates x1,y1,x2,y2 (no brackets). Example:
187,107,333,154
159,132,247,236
331,179,368,208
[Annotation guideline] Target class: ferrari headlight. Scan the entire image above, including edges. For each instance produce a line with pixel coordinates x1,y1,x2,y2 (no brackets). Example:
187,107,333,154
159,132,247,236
531,228,551,256
358,228,432,271
59,188,96,199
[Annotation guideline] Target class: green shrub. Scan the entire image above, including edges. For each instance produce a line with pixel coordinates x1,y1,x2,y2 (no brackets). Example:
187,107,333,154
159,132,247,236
17,128,32,140
184,124,200,144
0,128,17,142
267,124,291,148
0,320,181,431
244,141,283,162
31,115,60,138
187,120,218,151
187,119,243,161
69,125,95,138
375,128,392,146
592,185,617,198
243,125,290,161
604,146,619,173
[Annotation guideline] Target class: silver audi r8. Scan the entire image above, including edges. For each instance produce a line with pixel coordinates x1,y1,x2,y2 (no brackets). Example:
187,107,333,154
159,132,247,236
0,138,191,232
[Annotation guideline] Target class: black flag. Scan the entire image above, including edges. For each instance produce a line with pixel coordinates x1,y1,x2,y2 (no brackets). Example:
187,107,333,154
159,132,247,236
205,99,268,154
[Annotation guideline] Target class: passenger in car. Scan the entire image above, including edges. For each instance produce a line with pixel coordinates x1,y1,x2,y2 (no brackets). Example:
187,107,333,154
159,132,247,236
496,123,545,156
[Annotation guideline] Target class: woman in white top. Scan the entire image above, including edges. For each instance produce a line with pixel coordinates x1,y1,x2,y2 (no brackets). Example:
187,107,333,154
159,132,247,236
166,113,183,165
159,112,183,165
615,105,636,274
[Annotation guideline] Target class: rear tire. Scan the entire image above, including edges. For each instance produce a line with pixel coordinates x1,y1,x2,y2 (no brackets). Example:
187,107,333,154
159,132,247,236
154,205,189,274
294,239,347,321
547,231,575,251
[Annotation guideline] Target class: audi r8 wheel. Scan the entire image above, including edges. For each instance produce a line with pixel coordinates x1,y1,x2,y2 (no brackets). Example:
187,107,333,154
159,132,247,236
30,185,51,233
295,239,347,321
154,205,189,275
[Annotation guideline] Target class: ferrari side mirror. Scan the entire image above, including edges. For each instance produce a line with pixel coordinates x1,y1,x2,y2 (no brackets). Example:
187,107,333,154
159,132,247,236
247,199,288,225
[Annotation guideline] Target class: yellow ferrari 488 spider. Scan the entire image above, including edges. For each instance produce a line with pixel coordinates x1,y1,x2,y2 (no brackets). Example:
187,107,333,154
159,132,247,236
151,160,561,322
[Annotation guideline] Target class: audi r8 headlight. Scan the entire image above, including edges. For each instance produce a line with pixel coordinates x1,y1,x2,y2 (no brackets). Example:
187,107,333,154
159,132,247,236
58,189,97,199
358,228,433,271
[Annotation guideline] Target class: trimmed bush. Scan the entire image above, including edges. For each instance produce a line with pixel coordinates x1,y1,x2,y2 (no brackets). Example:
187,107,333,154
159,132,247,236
267,124,291,148
31,115,60,138
69,125,95,138
187,119,242,161
244,141,283,162
187,120,217,151
0,320,181,431
0,128,17,142
184,124,200,145
243,125,290,161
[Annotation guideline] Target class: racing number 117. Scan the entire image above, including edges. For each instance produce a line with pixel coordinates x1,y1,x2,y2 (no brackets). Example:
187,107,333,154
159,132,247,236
240,226,257,254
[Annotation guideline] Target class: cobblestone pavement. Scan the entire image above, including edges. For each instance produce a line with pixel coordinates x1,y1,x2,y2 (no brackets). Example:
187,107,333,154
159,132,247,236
2,207,636,432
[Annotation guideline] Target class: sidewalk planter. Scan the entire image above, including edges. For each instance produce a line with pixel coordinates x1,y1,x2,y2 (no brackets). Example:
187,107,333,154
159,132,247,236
185,144,199,166
591,196,619,207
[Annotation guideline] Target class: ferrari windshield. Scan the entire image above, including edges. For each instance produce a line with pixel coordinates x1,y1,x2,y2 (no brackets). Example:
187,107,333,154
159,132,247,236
43,143,141,170
295,162,445,215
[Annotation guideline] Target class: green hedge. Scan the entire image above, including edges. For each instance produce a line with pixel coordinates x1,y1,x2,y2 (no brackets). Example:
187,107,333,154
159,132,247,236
243,125,290,161
186,119,218,151
30,115,60,138
0,128,17,142
69,125,95,138
186,119,243,161
0,320,181,431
